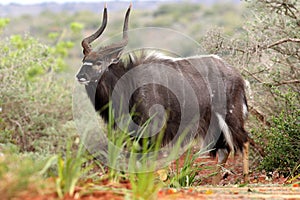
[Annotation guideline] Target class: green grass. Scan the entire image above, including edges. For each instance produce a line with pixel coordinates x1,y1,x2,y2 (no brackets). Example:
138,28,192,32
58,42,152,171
0,150,54,199
169,148,210,188
55,142,93,198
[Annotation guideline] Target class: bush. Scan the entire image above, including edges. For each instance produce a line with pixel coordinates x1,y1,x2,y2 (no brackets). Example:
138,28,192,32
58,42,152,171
258,89,300,176
0,33,76,154
200,0,300,176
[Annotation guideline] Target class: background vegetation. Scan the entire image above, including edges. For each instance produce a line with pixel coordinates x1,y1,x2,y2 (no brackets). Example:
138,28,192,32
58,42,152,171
0,0,299,198
201,0,299,176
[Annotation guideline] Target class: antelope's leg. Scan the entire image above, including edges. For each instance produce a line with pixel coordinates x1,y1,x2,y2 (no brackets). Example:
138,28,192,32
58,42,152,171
243,141,250,183
212,148,229,185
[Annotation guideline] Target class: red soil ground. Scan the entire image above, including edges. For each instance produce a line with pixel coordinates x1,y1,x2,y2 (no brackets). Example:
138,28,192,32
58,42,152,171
14,153,300,200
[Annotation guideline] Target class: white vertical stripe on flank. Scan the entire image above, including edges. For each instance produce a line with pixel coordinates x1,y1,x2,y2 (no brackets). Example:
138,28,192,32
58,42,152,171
216,113,234,152
242,103,248,119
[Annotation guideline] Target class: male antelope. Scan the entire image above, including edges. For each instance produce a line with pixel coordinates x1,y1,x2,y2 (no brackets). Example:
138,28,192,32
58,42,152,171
76,5,250,183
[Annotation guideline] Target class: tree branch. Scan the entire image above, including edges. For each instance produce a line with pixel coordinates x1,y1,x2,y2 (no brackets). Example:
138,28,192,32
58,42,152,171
273,79,300,86
248,105,271,127
248,136,266,157
242,68,264,83
267,38,300,49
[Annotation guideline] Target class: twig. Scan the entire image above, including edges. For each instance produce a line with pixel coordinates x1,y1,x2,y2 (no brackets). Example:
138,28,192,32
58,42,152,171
248,136,266,157
267,38,300,49
242,68,264,84
9,118,27,150
248,105,271,127
273,79,300,86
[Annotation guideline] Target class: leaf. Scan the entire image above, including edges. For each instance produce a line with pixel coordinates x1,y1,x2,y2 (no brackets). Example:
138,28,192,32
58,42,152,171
157,169,168,181
292,183,299,187
205,189,213,194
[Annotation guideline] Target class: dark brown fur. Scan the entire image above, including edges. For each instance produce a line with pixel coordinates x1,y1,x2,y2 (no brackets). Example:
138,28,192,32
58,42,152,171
76,6,250,183
83,52,248,156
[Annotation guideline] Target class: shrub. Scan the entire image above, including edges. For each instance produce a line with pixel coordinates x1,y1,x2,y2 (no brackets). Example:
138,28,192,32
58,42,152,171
200,0,300,176
0,33,76,154
259,89,300,176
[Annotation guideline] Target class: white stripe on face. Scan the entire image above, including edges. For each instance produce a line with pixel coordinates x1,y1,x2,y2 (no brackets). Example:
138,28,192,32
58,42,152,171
83,62,93,66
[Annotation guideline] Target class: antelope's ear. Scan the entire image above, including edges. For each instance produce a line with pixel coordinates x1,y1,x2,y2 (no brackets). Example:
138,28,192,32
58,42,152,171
128,53,135,64
107,46,126,64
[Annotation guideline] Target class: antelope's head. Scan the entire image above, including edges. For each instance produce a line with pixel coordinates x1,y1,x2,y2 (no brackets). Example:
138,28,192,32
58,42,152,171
76,5,131,85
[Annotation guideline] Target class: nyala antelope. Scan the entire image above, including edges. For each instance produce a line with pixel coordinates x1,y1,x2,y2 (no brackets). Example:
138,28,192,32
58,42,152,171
76,4,250,183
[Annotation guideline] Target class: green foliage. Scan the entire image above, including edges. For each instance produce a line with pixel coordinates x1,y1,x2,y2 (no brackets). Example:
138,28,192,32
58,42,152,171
0,18,10,31
55,142,93,198
49,41,74,71
48,32,60,40
0,142,95,199
200,0,300,176
0,151,54,199
128,134,165,200
154,3,201,18
95,102,165,199
129,171,162,200
169,148,208,188
151,3,202,28
259,89,300,176
70,22,84,34
0,34,76,153
240,0,300,176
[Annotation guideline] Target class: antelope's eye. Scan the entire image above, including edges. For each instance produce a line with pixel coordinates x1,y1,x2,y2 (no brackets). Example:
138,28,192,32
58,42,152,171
95,61,102,66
